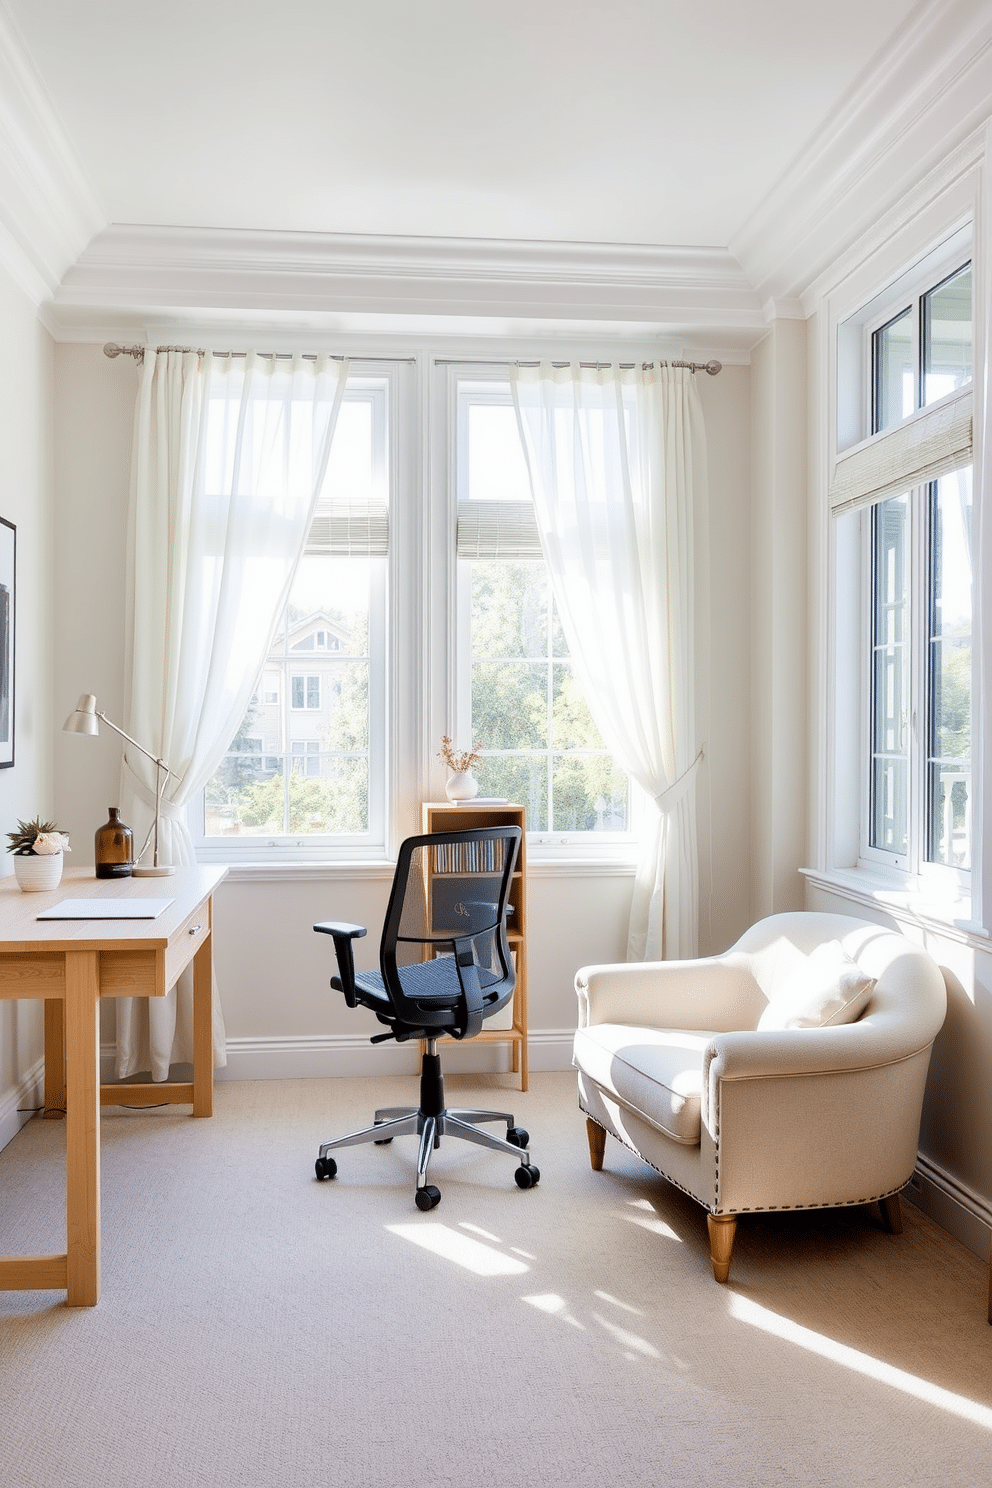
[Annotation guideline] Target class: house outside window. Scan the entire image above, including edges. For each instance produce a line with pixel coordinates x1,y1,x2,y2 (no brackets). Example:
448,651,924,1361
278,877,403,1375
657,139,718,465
199,373,389,857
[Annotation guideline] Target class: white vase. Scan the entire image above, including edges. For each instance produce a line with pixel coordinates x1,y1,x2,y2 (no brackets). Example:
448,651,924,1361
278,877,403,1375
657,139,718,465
445,769,479,802
12,852,64,892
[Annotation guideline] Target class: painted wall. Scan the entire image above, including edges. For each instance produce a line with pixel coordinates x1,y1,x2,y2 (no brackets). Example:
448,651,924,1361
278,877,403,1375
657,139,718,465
0,264,55,1142
750,319,808,921
48,343,754,1080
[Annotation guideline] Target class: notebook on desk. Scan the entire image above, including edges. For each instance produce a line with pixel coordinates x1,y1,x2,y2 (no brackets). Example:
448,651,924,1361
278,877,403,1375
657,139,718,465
36,898,175,920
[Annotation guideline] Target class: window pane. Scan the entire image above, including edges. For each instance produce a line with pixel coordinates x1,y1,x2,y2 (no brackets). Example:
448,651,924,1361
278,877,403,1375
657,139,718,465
467,558,628,835
923,265,972,407
472,660,549,749
471,560,548,658
872,308,914,432
870,495,909,856
927,469,972,869
551,755,629,832
466,402,531,503
205,556,376,838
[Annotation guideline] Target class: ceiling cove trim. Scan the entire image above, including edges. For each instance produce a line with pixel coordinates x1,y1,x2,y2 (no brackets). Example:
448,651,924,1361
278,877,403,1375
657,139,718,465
48,224,766,333
0,5,103,303
732,0,992,307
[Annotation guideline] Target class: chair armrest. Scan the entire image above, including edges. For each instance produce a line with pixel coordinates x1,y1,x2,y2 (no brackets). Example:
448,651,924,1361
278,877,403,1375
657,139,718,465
705,1017,931,1085
576,957,761,1032
314,920,367,1009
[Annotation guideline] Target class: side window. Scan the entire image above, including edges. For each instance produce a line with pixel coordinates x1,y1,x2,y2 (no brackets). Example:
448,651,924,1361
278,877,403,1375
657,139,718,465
863,261,973,879
454,377,633,843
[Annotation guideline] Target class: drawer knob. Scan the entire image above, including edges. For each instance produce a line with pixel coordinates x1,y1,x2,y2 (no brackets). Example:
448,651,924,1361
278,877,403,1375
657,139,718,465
189,924,201,936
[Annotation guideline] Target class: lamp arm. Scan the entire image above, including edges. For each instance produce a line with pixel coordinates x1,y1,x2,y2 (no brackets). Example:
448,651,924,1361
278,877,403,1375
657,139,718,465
96,711,172,782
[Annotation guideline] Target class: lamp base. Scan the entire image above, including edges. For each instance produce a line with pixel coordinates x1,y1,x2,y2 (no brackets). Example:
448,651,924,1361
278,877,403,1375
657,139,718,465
132,864,176,877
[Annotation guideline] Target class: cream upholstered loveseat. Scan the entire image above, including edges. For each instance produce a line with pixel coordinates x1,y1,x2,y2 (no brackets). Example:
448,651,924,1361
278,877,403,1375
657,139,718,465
573,912,946,1282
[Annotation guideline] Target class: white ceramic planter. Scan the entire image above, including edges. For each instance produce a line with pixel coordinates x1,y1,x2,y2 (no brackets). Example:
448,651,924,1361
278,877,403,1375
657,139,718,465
12,852,64,892
445,770,479,802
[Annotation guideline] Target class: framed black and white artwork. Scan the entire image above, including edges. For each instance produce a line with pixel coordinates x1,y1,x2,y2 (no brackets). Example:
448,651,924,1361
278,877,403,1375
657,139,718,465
0,517,14,768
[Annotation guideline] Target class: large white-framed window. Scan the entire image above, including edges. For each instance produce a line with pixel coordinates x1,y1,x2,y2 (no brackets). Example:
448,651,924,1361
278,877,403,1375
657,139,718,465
195,368,392,861
451,371,637,852
831,234,974,899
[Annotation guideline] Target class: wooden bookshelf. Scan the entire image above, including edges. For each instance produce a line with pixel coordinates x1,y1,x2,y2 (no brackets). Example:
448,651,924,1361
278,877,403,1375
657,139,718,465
421,801,528,1090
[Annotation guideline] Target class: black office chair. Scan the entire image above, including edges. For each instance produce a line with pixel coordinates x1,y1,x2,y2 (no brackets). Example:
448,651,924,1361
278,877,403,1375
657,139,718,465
313,824,539,1210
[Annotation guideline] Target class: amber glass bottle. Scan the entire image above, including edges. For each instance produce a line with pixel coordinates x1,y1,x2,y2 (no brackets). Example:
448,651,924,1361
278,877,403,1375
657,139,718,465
95,807,133,879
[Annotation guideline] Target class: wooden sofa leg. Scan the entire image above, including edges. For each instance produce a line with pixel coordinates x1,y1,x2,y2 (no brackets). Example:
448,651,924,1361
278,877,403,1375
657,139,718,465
707,1214,737,1283
585,1118,606,1171
878,1192,903,1234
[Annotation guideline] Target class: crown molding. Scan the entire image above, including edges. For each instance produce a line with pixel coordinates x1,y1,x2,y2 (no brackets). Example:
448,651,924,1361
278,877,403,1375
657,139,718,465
46,223,768,342
732,0,992,306
0,4,103,303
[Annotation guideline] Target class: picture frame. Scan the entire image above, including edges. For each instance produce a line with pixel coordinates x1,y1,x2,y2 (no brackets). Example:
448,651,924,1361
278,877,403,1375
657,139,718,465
0,516,14,768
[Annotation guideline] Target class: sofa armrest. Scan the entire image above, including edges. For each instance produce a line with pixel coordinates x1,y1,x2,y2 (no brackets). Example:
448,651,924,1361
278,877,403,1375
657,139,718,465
576,956,762,1032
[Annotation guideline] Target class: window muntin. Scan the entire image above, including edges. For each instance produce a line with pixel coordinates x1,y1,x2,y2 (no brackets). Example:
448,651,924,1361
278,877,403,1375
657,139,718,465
455,378,634,844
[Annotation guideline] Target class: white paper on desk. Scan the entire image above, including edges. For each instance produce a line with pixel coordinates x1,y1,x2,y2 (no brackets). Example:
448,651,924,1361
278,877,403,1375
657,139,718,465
36,898,175,920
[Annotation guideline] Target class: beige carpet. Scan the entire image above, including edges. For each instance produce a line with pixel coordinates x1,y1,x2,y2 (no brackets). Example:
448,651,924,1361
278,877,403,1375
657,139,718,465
1,1072,990,1488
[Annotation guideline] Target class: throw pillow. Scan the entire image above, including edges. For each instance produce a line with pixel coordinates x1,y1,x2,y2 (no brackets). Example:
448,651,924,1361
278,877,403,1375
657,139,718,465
757,940,876,1031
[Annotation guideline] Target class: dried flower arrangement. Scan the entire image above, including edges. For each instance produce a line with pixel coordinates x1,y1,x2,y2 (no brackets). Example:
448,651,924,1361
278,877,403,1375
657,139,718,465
438,736,483,774
6,817,71,856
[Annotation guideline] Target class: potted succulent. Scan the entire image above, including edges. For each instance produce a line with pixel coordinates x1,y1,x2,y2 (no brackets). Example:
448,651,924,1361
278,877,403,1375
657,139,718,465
6,816,71,892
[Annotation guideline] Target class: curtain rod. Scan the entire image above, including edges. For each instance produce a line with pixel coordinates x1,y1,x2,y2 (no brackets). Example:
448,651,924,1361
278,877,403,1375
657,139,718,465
435,357,722,374
104,343,720,375
103,343,414,365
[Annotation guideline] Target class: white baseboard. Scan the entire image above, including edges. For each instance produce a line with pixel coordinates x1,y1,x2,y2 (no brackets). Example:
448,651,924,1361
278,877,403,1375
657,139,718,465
0,1057,45,1151
215,1029,577,1082
908,1154,992,1262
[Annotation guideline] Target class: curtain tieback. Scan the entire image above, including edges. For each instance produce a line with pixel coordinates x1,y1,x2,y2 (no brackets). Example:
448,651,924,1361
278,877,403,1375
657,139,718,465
652,748,703,814
123,758,185,821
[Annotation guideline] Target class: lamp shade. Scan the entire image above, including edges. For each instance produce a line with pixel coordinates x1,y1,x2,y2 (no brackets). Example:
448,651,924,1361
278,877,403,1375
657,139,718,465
63,694,101,736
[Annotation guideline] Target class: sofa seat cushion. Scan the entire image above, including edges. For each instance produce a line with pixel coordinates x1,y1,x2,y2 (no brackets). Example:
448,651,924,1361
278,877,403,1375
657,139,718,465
573,1024,712,1145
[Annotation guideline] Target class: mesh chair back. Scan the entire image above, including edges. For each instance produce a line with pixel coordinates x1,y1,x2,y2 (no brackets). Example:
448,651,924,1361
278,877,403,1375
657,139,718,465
380,825,521,1032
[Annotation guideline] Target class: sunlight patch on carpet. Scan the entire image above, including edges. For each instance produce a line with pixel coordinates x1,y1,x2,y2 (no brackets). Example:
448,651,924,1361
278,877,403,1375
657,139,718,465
387,1222,530,1276
730,1296,992,1430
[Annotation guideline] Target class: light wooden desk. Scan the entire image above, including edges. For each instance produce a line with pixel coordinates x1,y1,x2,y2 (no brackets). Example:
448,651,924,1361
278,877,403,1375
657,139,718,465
0,865,226,1306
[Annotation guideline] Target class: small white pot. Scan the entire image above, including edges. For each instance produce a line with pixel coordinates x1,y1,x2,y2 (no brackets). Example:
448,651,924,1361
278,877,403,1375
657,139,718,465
445,769,479,802
12,852,64,892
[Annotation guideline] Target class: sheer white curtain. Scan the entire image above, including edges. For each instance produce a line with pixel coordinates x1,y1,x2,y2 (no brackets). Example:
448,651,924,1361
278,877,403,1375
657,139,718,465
511,362,707,961
116,349,348,1079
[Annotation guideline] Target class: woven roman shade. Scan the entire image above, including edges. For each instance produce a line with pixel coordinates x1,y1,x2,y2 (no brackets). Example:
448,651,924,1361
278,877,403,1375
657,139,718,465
456,499,543,559
829,386,972,515
304,500,388,556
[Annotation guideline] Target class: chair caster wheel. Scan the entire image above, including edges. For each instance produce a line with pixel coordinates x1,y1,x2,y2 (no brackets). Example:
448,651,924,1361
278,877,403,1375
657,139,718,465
415,1184,441,1211
507,1126,529,1148
315,1156,337,1180
515,1164,540,1189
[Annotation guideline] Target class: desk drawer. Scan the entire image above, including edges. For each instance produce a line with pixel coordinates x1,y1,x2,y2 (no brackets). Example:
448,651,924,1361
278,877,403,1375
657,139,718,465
164,904,211,989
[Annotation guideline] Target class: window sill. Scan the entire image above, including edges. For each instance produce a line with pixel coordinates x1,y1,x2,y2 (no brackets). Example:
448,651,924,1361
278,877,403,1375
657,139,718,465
202,855,636,884
801,865,989,946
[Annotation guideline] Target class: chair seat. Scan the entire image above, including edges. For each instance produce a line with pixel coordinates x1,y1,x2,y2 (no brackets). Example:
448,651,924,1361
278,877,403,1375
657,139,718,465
356,954,502,1010
572,1023,711,1145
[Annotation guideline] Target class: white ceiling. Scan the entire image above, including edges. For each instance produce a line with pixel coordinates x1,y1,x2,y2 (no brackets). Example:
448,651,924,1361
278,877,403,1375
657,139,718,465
7,0,921,251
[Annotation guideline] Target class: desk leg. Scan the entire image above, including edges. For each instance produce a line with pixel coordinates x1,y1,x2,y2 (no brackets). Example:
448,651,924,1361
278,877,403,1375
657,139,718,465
44,998,66,1118
64,950,100,1306
192,929,213,1119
